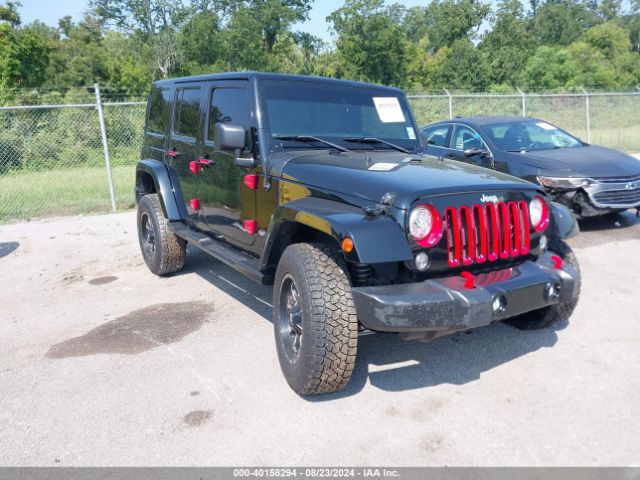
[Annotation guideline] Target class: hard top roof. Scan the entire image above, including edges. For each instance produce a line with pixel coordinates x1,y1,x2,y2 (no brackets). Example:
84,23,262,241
153,71,404,93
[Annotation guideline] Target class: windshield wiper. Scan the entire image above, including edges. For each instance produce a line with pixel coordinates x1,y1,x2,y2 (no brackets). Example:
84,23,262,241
273,135,349,152
343,137,411,154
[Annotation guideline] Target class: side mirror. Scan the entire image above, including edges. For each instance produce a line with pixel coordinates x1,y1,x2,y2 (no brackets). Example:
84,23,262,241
214,123,247,151
464,148,490,158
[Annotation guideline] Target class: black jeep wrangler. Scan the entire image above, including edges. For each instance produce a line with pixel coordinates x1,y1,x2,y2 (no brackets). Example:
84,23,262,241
135,72,581,395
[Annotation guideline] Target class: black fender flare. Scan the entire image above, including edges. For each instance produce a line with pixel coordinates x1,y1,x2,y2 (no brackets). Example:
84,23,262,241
135,159,186,221
549,201,579,239
260,197,413,271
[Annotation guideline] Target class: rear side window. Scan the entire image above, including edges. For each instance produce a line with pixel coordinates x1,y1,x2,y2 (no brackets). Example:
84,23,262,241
146,88,171,134
174,88,202,138
208,87,251,141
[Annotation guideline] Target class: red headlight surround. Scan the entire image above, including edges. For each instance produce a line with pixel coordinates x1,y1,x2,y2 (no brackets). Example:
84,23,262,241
410,203,444,248
531,195,550,232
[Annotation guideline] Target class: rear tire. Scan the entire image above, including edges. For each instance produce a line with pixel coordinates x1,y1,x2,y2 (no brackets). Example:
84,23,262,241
273,243,358,395
504,238,580,330
137,194,186,276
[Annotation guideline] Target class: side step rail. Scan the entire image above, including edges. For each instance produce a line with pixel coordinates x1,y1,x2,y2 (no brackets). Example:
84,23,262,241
168,222,272,285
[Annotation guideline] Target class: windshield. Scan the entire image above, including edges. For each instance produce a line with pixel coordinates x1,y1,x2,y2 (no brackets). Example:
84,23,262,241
260,80,421,151
482,120,584,152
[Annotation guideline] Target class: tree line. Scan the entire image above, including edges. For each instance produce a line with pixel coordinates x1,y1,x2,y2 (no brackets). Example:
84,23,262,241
0,0,639,97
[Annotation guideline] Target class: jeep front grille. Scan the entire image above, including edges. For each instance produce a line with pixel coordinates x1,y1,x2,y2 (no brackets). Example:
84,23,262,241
444,202,530,268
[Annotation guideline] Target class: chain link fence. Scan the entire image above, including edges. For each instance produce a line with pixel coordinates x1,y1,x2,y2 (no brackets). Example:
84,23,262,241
0,87,146,223
1,87,639,223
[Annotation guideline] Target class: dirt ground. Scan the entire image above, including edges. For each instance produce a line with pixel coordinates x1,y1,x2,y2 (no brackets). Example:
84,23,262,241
1,210,639,466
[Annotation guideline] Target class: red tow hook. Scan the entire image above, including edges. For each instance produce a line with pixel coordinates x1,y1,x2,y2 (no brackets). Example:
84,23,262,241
551,255,563,269
461,271,475,289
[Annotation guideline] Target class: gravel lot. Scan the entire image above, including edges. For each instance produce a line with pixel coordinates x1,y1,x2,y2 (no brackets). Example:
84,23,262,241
1,209,639,466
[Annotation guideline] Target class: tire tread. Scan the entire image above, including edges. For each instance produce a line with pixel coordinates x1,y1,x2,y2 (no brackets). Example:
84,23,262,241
138,194,186,276
276,243,358,395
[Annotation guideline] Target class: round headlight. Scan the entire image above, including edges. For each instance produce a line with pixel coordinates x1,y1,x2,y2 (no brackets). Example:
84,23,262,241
409,204,443,247
529,196,549,232
409,205,433,240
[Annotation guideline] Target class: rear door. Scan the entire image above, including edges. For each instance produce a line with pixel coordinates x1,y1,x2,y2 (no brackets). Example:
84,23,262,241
199,81,257,250
143,86,172,161
168,85,204,224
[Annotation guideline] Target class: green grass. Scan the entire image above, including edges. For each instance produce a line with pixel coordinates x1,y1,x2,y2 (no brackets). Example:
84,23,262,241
0,165,137,223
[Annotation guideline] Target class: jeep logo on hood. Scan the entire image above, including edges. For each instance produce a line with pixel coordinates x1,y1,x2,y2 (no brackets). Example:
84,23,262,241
480,194,499,203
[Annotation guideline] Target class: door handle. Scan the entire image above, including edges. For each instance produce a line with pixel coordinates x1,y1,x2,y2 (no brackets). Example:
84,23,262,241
197,158,215,167
189,158,215,174
445,153,456,159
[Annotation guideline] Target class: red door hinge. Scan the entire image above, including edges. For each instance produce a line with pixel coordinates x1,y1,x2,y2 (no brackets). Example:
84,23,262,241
244,219,258,235
189,161,201,174
243,174,258,190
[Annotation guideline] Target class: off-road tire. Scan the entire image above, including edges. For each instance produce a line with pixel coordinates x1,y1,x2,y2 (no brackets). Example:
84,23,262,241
504,238,580,330
137,194,186,276
273,243,358,395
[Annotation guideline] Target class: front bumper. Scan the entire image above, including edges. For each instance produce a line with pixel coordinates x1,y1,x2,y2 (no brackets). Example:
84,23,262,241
584,180,640,210
352,252,579,333
550,181,640,217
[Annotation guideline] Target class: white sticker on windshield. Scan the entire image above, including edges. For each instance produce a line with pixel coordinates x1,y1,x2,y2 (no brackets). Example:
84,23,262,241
368,162,397,171
536,122,556,131
373,97,406,123
406,127,417,139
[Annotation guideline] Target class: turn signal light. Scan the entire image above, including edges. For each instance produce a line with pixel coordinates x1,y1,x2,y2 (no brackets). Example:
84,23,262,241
342,237,354,253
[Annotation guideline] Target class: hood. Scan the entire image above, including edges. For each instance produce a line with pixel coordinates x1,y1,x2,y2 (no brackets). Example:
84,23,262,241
518,145,640,178
268,150,539,209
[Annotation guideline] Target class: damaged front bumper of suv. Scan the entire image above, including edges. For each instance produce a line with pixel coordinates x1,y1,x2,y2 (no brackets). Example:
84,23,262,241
352,251,579,336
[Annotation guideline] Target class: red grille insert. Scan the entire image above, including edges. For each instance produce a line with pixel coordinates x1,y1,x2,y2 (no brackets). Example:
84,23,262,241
444,202,531,268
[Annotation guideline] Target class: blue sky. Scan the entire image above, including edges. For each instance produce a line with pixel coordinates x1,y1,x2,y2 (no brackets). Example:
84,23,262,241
19,0,429,42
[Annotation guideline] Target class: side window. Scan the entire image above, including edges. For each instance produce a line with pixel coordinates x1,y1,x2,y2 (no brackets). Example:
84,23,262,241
173,87,202,139
146,88,171,134
451,125,484,151
421,125,449,147
207,87,251,142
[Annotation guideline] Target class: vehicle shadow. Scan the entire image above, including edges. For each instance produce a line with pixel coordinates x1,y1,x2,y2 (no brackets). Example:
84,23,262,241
312,320,564,400
0,241,19,259
570,210,640,248
578,210,640,232
178,247,273,321
178,247,565,399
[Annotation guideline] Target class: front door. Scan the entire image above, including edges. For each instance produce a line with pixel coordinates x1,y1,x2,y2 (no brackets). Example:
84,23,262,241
421,123,451,158
447,124,493,169
199,81,257,250
168,85,204,224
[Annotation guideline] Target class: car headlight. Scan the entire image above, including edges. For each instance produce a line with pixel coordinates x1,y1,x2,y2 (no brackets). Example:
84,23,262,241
537,176,595,190
529,196,550,232
409,204,443,247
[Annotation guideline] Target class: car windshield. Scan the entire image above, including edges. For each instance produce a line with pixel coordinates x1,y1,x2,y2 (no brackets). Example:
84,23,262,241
482,120,584,152
260,80,421,151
